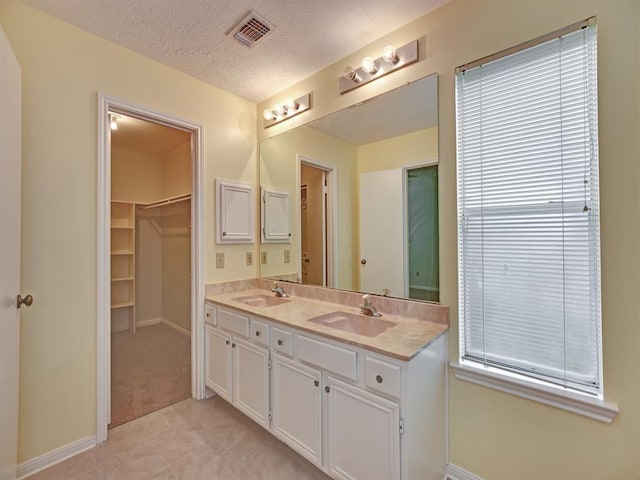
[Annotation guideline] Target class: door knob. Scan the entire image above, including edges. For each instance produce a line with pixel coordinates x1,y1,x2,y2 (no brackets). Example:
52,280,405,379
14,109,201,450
361,259,367,265
17,294,33,309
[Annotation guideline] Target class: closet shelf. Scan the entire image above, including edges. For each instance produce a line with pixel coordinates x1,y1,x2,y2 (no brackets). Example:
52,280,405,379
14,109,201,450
112,276,134,282
141,194,191,210
111,225,134,230
111,250,134,255
111,300,134,309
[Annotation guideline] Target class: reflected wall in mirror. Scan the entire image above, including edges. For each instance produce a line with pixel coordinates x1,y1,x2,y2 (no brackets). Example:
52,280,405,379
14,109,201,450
260,74,439,301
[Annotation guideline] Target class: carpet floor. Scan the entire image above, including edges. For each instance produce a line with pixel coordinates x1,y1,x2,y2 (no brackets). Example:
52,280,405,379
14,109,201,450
110,323,191,429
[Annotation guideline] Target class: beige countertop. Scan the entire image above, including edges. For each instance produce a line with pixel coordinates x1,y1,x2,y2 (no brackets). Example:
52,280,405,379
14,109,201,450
206,289,448,361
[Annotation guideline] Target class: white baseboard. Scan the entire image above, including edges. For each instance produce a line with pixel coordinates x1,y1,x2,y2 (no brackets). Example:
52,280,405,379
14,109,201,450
18,435,96,479
446,463,484,480
136,317,163,328
162,318,191,338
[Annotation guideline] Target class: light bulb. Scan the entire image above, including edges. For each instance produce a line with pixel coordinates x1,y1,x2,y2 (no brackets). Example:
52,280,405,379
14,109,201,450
274,104,287,117
109,115,118,130
361,56,377,74
344,66,359,82
382,45,398,64
263,109,275,121
285,98,298,112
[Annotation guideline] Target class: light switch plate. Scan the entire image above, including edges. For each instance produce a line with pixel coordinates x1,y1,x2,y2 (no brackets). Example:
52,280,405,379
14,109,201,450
284,250,290,263
261,251,268,265
216,252,225,269
246,252,253,266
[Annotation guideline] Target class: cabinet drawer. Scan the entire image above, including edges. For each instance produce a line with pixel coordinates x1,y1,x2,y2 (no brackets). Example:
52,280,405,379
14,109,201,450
251,319,270,346
273,328,294,356
205,304,217,326
217,308,249,338
298,335,357,381
365,357,401,399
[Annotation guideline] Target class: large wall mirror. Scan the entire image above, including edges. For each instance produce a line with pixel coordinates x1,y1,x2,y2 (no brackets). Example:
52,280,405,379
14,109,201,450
260,73,439,302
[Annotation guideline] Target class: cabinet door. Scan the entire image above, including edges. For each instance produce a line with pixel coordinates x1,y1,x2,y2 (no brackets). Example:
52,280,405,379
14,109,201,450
272,355,322,467
233,338,270,428
326,377,400,480
205,325,232,402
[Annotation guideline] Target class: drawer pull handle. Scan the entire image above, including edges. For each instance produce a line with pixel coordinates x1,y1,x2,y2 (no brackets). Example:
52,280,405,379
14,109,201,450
314,380,319,387
277,339,283,346
376,375,383,384
225,340,230,345
206,312,210,318
232,343,236,348
255,330,261,337
324,386,331,393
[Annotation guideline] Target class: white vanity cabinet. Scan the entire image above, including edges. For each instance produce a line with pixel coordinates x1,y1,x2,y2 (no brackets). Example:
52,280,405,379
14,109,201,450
326,377,400,480
205,307,270,428
272,354,323,466
204,302,447,480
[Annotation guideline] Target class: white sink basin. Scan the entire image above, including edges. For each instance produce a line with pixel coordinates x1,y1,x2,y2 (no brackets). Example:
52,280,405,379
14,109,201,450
232,294,291,308
308,311,395,338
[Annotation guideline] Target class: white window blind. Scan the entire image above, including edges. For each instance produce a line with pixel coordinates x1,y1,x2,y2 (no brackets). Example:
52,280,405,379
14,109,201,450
456,23,601,395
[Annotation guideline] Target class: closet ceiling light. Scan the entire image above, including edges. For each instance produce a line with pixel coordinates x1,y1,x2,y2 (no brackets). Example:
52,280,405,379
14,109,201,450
109,114,120,131
339,39,419,94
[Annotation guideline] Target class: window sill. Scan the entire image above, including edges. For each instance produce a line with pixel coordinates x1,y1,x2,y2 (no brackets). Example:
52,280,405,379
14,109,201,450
450,361,619,423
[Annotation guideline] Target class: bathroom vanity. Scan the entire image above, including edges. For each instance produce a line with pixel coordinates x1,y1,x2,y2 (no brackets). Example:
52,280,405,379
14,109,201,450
205,284,448,480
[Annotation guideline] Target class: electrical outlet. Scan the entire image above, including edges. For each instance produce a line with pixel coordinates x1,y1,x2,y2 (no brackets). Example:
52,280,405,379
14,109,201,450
246,252,253,266
284,249,291,264
261,251,268,265
216,252,225,269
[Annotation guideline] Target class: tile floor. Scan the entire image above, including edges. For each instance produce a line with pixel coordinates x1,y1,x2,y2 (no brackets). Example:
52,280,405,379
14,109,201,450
28,396,331,480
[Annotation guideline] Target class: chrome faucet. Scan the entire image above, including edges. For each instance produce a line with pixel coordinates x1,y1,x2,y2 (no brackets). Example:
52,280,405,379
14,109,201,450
360,294,382,317
271,282,289,298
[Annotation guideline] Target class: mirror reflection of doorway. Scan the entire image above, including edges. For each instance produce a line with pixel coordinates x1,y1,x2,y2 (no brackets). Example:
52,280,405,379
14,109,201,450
406,165,439,302
300,162,329,286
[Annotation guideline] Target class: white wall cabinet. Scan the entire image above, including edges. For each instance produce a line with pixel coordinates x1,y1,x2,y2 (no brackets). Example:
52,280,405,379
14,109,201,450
216,179,254,244
272,354,323,466
204,302,447,480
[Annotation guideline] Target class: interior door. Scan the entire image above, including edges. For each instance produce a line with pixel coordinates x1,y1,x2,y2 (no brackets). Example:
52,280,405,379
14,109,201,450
0,25,22,480
359,169,404,297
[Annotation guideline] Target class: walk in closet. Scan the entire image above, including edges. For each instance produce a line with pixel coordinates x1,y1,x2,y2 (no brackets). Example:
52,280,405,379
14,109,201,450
109,113,193,427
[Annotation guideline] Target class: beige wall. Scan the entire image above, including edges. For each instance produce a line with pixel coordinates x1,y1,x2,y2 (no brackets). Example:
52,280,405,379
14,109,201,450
111,147,163,203
356,127,438,174
259,0,640,478
0,0,257,462
161,141,192,199
260,125,358,290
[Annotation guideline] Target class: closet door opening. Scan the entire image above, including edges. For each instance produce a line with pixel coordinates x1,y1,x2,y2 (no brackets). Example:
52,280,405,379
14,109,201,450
109,113,194,428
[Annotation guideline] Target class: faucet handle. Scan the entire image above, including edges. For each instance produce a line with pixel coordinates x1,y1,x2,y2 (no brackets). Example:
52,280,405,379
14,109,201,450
361,294,371,306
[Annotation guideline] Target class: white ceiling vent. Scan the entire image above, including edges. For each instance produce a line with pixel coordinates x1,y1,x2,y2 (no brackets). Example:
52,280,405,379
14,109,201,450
228,11,275,48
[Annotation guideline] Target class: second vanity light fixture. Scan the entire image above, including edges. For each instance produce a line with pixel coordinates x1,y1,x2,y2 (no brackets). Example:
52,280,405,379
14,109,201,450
263,93,311,128
340,39,419,94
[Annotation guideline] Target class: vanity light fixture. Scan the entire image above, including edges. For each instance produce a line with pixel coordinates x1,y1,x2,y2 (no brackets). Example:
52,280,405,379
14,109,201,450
339,39,419,94
262,93,311,128
109,114,120,131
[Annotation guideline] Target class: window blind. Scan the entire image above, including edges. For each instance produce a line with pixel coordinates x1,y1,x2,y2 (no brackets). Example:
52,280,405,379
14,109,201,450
456,24,601,395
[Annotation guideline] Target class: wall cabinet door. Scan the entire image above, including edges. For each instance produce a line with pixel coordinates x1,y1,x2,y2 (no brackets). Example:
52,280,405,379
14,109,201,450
205,325,232,402
326,377,400,480
272,355,322,467
233,338,270,428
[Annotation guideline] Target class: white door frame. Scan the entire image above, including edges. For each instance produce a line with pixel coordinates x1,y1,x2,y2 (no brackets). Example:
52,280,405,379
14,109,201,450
97,94,205,443
296,155,337,288
402,158,438,299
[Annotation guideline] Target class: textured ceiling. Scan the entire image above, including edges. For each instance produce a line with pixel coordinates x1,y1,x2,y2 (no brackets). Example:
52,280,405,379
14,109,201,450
308,74,437,146
22,0,450,103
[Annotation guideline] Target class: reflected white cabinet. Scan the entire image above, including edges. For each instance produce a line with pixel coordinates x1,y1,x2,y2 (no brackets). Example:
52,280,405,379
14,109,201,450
272,354,323,467
261,187,291,243
233,338,270,428
205,325,232,402
326,377,400,480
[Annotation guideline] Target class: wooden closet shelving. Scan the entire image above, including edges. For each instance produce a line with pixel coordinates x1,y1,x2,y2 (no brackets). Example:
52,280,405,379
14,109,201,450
110,201,136,333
